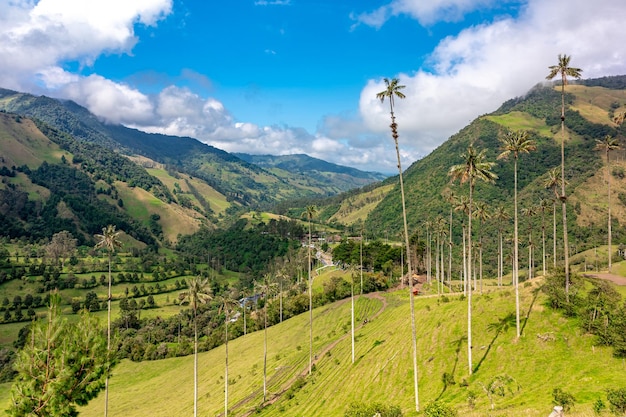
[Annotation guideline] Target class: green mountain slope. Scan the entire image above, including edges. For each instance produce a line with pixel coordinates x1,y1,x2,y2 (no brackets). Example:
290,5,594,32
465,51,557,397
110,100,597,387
0,113,220,245
52,280,626,417
316,77,626,268
0,88,384,208
235,153,388,193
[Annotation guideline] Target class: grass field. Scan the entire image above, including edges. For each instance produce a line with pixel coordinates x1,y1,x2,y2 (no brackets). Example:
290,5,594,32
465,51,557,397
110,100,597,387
1,277,621,417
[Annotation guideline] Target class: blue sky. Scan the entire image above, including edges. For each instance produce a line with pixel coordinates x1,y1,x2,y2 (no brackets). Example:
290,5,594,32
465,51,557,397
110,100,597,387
1,0,626,173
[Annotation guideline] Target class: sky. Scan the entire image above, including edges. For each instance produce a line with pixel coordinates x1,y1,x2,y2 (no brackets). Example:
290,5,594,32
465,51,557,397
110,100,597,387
1,0,626,174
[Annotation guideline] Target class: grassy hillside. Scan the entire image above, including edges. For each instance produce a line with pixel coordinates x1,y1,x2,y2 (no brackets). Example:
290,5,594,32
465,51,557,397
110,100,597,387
0,277,618,416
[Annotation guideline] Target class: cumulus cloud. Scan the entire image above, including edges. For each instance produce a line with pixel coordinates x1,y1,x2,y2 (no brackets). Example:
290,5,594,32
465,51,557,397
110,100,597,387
357,0,626,164
0,0,172,91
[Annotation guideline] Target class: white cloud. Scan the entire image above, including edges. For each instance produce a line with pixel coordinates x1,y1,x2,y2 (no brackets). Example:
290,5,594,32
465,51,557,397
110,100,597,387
357,0,626,165
0,0,172,91
352,0,502,28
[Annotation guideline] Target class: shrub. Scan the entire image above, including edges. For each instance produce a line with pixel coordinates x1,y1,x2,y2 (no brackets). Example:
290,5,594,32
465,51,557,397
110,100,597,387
606,387,626,415
552,388,576,412
344,401,402,417
423,401,457,417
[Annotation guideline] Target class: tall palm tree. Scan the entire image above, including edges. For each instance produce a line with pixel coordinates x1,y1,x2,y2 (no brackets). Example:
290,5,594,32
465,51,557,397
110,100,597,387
473,201,491,293
443,190,456,286
493,206,510,287
539,198,552,276
94,224,122,417
521,206,538,280
304,205,317,376
498,129,536,338
544,167,564,269
449,144,498,375
256,275,278,403
376,77,419,411
546,54,583,302
179,276,212,417
217,292,239,417
595,135,621,272
455,195,471,294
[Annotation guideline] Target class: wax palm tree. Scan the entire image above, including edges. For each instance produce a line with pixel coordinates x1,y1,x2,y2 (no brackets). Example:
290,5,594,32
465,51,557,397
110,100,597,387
449,144,498,375
94,224,122,417
303,205,317,376
539,198,552,276
376,77,419,411
595,135,622,272
473,201,491,293
454,195,471,294
546,54,583,302
521,206,538,280
179,276,212,417
493,206,510,287
544,167,564,269
498,129,536,338
216,292,239,417
256,275,278,402
443,190,456,285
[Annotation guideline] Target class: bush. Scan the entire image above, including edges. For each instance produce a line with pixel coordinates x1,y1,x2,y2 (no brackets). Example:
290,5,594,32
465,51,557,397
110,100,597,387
344,402,403,417
552,388,576,412
606,387,626,415
423,401,457,417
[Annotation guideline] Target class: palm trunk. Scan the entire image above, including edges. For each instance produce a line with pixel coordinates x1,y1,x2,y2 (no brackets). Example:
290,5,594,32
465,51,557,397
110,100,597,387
553,202,557,269
104,252,112,417
391,111,419,411
351,273,355,364
225,319,229,417
606,147,612,274
193,310,198,417
560,82,570,302
542,214,547,276
308,221,313,376
467,184,474,375
463,226,467,296
263,299,267,402
514,158,520,338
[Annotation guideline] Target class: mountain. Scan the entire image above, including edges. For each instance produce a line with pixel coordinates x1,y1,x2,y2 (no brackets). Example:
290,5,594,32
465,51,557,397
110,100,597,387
234,153,388,193
311,76,626,264
0,88,384,209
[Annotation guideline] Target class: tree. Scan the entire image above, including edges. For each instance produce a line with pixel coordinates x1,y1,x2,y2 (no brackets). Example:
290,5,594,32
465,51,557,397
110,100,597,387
454,195,471,295
538,198,551,277
45,231,77,269
376,77,419,411
493,206,510,287
449,144,498,374
473,201,491,294
498,129,536,338
179,276,212,417
521,205,537,280
8,295,110,417
216,292,239,417
94,224,122,417
546,54,583,302
256,274,278,403
544,167,564,269
595,135,621,272
303,205,317,376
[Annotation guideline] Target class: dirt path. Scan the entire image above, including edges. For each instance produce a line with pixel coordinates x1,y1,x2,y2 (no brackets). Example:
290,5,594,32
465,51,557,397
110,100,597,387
235,292,388,417
583,273,626,286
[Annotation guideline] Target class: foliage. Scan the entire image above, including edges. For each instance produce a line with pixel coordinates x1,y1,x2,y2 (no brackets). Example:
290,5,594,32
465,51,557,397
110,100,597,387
176,219,301,279
606,387,626,415
552,388,576,412
423,401,457,417
7,297,111,417
344,401,403,417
